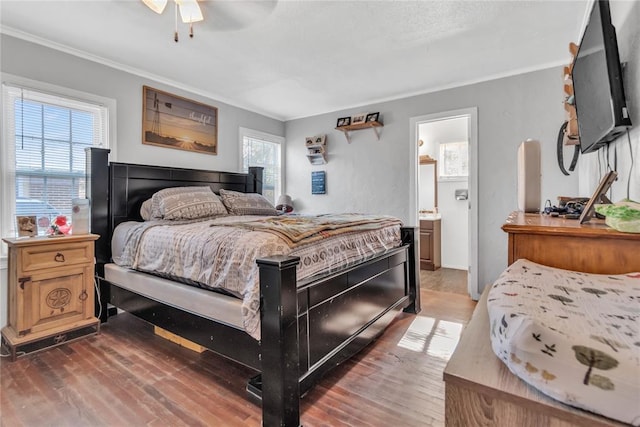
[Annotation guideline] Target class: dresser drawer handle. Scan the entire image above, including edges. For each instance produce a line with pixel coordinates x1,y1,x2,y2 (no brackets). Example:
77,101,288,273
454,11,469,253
54,253,65,263
18,276,31,290
79,290,88,301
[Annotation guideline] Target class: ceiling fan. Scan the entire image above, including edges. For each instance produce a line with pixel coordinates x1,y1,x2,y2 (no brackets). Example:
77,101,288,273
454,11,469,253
142,0,204,42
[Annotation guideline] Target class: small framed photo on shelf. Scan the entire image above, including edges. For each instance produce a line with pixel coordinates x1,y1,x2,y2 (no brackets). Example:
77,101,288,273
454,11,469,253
351,113,367,125
16,215,37,237
336,117,351,127
365,112,380,123
306,134,326,146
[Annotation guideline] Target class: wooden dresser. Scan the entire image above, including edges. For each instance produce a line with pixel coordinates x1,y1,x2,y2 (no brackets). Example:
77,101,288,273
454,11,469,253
502,211,640,273
1,234,100,360
443,212,639,426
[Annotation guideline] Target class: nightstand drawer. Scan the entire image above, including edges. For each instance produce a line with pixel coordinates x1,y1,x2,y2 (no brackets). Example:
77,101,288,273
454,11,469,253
21,242,93,272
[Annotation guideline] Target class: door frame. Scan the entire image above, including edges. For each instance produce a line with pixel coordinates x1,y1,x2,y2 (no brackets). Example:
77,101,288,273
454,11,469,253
409,107,479,299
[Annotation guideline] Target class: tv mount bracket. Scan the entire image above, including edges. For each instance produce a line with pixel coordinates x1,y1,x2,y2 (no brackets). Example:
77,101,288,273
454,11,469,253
557,121,580,176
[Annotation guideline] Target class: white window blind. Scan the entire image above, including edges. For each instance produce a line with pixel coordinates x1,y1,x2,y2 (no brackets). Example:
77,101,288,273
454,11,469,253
1,83,109,242
239,127,284,205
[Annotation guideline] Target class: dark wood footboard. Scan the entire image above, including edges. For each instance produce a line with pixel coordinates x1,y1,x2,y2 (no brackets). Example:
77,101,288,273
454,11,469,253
253,231,417,426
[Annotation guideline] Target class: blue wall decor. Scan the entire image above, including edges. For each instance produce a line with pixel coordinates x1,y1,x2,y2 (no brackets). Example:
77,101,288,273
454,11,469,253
311,171,326,194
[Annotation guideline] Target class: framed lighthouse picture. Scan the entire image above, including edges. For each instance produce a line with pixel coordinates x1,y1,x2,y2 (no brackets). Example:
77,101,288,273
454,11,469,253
142,86,218,155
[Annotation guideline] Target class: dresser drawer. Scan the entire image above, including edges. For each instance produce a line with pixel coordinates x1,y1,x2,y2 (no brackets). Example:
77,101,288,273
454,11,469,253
21,242,94,272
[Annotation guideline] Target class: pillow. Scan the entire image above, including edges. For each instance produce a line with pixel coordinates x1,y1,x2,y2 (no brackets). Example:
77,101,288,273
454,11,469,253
151,186,228,220
219,189,278,216
140,199,152,221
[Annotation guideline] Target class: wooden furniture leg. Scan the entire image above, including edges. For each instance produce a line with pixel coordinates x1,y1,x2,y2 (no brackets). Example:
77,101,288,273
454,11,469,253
257,256,301,427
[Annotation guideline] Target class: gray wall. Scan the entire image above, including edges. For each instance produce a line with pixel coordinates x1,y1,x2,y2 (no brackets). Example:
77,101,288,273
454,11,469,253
0,34,285,171
285,67,579,292
284,0,639,293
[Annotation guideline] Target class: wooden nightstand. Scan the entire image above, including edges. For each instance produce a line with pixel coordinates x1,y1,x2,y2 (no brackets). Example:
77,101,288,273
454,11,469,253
1,234,100,360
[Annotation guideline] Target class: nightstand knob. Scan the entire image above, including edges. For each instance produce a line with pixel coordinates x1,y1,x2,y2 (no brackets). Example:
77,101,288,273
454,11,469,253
54,253,65,263
79,290,88,301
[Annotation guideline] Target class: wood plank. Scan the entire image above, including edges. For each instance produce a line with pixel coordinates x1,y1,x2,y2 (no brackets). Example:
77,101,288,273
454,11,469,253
154,326,206,353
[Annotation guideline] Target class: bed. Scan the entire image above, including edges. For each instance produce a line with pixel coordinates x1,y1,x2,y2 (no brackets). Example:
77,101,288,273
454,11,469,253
85,148,420,427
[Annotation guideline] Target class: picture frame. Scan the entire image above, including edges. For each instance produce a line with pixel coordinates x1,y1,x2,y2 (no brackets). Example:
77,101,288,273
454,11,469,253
365,112,380,123
306,135,326,146
142,86,218,155
336,117,351,127
16,215,37,237
579,170,617,223
311,171,326,194
351,113,367,125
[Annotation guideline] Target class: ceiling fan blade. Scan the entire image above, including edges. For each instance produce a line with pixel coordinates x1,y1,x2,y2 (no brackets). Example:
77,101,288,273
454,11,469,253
177,0,203,23
142,0,168,14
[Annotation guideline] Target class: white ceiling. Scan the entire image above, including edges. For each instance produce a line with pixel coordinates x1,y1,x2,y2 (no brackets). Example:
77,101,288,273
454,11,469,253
0,0,589,121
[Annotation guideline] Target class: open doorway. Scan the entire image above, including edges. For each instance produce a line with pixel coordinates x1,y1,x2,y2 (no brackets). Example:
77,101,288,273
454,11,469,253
409,108,479,299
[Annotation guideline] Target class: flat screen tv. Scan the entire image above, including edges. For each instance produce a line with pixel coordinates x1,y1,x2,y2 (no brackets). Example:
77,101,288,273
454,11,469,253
572,0,632,154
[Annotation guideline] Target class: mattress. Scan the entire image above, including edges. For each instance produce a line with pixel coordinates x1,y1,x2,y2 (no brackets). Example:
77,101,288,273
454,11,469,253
104,263,243,328
111,214,402,340
488,259,640,425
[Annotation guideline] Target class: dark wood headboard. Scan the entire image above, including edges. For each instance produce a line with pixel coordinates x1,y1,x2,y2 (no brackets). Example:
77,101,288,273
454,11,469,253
86,148,263,268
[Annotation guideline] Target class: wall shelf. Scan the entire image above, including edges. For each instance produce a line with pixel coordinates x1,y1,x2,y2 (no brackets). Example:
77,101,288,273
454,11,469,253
306,135,327,164
336,121,383,143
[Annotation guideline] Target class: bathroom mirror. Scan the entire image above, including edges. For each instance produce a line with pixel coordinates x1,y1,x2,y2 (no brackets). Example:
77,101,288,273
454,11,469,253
419,155,438,213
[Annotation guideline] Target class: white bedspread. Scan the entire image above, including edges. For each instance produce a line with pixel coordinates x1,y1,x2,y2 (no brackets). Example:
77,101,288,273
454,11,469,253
488,259,640,425
112,214,401,340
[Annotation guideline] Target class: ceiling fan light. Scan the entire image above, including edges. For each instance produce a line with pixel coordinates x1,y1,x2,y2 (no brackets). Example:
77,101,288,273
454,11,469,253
142,0,168,14
177,0,203,23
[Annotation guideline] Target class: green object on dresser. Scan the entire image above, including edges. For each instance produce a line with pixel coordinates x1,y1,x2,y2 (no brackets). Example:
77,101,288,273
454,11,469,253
595,199,640,233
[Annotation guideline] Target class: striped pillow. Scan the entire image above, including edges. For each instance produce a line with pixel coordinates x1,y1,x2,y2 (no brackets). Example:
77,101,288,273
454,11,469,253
151,186,228,220
219,189,277,216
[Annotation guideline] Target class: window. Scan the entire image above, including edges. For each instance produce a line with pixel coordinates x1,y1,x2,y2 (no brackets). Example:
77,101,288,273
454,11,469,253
439,141,469,180
1,82,110,243
239,127,284,205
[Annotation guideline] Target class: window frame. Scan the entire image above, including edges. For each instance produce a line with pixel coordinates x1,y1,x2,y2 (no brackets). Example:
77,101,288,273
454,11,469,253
238,127,285,204
1,75,116,260
438,140,469,182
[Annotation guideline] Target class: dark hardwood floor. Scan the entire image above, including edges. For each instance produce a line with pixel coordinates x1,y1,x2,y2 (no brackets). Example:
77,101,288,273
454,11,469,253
420,268,468,295
1,287,476,426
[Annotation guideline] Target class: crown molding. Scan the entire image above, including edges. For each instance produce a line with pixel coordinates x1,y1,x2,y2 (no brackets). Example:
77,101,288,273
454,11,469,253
286,59,567,121
0,26,286,122
2,26,568,123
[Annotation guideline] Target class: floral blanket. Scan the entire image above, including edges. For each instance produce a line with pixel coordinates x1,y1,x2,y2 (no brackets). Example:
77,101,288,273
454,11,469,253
487,259,640,425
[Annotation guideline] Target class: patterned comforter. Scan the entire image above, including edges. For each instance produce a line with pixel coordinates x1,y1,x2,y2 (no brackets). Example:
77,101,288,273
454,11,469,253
488,259,640,425
112,214,402,339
